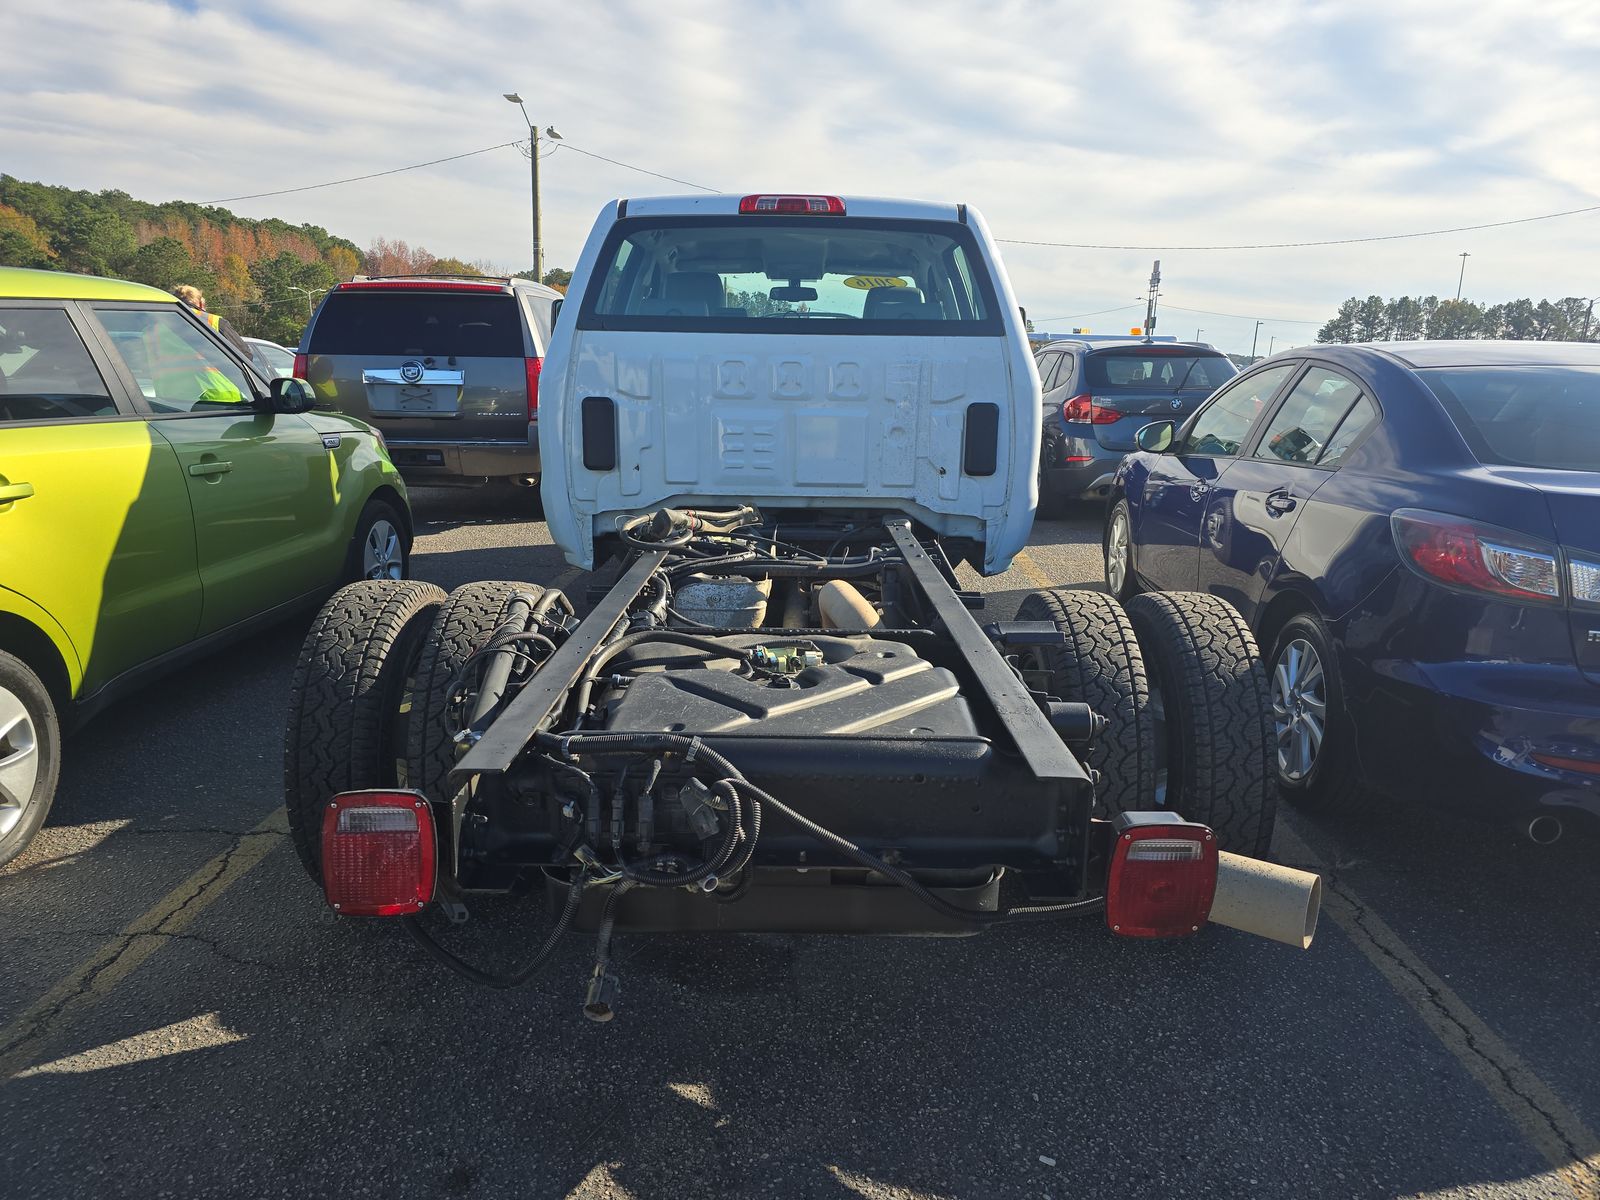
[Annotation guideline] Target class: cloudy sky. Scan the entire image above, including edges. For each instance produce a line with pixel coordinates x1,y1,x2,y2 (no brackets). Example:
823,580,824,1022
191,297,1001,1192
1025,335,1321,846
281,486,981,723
4,0,1599,353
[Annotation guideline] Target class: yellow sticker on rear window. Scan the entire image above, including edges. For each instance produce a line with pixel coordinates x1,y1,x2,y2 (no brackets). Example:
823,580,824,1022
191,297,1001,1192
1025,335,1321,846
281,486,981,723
842,275,908,290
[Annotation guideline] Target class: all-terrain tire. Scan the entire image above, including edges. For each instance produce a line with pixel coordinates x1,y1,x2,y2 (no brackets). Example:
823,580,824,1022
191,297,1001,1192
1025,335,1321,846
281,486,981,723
1125,591,1277,856
0,651,61,870
1016,588,1157,816
284,579,446,881
405,581,553,804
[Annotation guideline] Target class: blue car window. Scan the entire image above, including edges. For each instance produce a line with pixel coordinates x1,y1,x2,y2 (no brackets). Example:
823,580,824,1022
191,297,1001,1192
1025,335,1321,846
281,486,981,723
1182,364,1296,457
1319,395,1379,467
1256,367,1363,465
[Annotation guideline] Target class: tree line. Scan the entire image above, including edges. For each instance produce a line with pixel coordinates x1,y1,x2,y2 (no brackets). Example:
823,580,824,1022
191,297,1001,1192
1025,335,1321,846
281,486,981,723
1317,294,1598,344
0,176,570,346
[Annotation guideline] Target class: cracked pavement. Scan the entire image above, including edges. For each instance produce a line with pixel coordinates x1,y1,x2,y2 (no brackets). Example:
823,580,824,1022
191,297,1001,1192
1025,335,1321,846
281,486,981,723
1,491,1596,1200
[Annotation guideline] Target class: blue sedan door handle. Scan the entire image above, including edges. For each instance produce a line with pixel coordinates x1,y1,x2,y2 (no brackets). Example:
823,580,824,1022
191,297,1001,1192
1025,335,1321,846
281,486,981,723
1265,490,1297,517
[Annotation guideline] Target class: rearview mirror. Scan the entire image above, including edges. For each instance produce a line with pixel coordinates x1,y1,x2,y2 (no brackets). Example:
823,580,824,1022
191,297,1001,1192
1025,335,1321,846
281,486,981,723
770,285,818,302
1135,420,1175,453
270,376,317,414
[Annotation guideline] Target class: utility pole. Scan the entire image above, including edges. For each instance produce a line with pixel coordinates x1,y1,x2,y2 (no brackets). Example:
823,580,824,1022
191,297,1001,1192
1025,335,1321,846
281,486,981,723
1195,328,1204,341
1582,296,1596,341
1250,320,1263,358
504,94,562,282
1268,335,1277,355
1455,252,1471,302
1142,260,1161,340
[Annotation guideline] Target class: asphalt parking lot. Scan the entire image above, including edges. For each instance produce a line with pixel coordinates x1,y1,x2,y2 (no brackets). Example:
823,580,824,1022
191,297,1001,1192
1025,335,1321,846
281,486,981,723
2,490,1597,1200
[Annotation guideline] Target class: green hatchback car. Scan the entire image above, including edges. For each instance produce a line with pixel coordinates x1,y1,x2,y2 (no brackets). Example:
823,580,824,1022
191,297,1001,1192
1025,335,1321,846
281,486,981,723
0,267,413,867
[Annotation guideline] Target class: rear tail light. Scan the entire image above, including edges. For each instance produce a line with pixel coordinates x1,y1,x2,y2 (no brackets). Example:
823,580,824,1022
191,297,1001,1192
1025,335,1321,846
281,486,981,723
293,353,309,380
1531,752,1600,777
1061,394,1122,424
525,356,543,420
738,194,846,215
1105,813,1217,938
1392,509,1560,604
1568,558,1600,606
321,791,436,917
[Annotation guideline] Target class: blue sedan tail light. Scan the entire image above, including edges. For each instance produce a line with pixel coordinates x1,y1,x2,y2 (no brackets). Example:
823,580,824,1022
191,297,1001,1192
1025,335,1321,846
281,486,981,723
1392,509,1561,604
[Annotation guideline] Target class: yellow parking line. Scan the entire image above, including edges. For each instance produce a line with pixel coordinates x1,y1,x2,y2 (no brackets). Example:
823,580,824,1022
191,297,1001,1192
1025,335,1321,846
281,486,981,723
1277,822,1600,1199
1012,549,1056,591
0,807,288,1083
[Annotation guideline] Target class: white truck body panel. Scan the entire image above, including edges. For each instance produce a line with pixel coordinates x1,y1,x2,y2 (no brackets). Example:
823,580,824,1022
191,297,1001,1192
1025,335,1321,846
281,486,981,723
540,195,1041,574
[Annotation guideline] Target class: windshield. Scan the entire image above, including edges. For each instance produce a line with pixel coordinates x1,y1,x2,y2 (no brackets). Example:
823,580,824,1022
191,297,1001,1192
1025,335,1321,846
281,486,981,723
579,216,1001,335
1421,365,1600,472
308,292,524,358
1085,350,1236,391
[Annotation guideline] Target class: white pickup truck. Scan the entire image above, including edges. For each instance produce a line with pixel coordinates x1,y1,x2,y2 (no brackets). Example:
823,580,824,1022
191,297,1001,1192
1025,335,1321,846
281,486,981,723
282,193,1318,1022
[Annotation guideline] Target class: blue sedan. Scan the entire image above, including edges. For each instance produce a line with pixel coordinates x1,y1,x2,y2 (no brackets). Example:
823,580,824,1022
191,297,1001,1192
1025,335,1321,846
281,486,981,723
1105,341,1600,839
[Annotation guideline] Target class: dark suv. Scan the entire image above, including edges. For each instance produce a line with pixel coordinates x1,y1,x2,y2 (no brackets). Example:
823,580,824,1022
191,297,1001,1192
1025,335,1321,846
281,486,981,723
1036,338,1237,514
297,275,562,486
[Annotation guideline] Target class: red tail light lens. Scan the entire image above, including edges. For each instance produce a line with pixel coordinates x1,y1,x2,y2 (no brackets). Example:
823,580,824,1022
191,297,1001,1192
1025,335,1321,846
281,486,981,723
321,791,436,917
1391,509,1560,604
738,194,846,215
1106,814,1217,938
1061,394,1124,424
525,356,543,420
1062,394,1093,422
293,353,309,380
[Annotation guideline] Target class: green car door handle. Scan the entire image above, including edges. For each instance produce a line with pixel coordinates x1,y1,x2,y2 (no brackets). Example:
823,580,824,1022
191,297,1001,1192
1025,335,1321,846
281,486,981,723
188,461,233,478
0,482,35,504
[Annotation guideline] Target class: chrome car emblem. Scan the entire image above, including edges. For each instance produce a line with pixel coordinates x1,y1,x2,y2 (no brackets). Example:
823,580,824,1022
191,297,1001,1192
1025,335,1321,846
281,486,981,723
1170,397,1184,410
399,360,425,385
1588,629,1600,644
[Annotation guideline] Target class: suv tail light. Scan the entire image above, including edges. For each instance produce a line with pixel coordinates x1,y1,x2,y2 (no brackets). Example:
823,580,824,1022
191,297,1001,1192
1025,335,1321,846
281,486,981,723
293,353,309,380
525,356,543,420
337,279,506,292
321,791,436,917
1392,509,1560,604
738,194,846,215
1061,394,1123,424
1105,813,1217,938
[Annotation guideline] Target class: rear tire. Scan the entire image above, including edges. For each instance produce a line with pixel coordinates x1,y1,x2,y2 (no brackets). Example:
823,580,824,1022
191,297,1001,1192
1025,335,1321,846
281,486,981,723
1103,499,1137,601
1016,588,1157,817
0,652,61,870
1270,613,1364,809
1126,592,1277,856
284,580,446,882
406,581,566,803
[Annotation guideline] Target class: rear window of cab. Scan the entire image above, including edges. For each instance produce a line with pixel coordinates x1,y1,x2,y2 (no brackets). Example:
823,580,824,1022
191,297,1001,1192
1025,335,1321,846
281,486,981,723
308,292,525,358
577,216,1004,335
1084,348,1236,390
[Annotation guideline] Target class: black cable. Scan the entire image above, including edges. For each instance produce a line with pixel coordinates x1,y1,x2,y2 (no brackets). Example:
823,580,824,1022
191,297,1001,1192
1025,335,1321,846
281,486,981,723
402,872,589,989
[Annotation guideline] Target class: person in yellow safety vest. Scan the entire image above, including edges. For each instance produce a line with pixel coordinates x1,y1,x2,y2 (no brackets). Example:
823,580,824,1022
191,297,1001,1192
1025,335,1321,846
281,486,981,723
173,284,255,363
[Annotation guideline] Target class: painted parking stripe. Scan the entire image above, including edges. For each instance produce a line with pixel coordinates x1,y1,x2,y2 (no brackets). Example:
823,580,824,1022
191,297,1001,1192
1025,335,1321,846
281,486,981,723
1278,821,1600,1199
0,807,288,1083
1012,549,1056,591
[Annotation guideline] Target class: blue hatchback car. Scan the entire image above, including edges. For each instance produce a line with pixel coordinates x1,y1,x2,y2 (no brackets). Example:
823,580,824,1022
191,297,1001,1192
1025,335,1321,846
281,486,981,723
1105,341,1600,838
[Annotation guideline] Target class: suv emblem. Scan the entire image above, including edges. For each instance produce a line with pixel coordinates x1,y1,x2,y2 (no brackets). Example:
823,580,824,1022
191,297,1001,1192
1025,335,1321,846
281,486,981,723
1170,397,1184,410
1589,630,1600,644
399,360,425,385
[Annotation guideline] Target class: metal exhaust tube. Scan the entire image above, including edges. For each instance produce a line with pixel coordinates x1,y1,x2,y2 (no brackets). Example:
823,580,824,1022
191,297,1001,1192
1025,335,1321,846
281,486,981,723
1526,815,1564,845
818,580,882,629
1209,852,1321,950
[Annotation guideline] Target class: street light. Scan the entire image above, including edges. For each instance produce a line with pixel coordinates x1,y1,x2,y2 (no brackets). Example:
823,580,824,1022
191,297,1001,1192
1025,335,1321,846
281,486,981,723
1250,319,1263,358
285,284,327,318
1455,251,1471,302
503,93,562,282
1195,328,1204,342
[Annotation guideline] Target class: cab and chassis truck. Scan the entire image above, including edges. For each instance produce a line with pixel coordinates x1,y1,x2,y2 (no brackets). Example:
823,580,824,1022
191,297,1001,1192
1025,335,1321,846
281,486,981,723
283,194,1319,1019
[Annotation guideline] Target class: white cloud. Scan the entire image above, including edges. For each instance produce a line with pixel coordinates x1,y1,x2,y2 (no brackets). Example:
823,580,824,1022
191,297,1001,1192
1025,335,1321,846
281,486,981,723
3,0,1598,352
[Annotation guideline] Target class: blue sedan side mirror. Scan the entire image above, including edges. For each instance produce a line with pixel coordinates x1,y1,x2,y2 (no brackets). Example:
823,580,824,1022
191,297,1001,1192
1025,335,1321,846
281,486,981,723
1136,420,1175,453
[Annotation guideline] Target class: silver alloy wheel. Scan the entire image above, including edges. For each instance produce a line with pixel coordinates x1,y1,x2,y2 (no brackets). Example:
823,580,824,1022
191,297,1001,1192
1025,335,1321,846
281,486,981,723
363,519,403,581
0,684,41,840
1272,638,1327,782
1106,509,1130,594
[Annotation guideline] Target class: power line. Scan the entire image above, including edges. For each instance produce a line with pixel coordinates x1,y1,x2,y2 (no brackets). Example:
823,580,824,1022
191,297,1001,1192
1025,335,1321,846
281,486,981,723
1031,303,1145,324
552,142,720,193
203,140,526,204
1161,302,1323,326
996,202,1600,252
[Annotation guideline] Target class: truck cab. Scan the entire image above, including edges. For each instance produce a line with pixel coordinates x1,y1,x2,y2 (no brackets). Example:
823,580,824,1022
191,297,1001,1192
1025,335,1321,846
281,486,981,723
539,194,1041,573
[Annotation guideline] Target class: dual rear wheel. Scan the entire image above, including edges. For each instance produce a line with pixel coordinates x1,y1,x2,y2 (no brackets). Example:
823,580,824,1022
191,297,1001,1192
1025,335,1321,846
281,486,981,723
1020,587,1277,856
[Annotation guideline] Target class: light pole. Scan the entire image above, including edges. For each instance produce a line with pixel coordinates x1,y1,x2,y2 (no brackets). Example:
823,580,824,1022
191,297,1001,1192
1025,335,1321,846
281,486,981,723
1455,251,1471,302
1250,319,1263,358
503,93,562,282
1268,335,1277,355
1581,295,1597,341
1195,328,1204,342
286,285,326,318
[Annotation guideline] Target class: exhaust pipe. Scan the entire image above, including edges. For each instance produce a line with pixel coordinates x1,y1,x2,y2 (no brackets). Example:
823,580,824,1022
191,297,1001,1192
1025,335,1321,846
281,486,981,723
1525,815,1564,845
1209,852,1321,949
818,580,882,630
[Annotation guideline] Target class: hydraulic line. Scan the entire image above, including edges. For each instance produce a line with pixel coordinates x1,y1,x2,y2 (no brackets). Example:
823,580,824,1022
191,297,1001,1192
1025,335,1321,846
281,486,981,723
402,871,590,989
